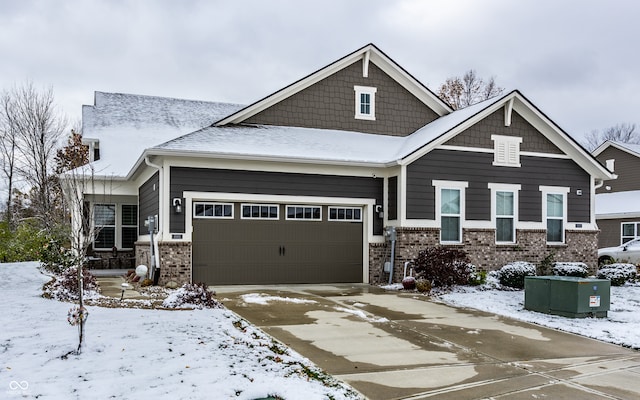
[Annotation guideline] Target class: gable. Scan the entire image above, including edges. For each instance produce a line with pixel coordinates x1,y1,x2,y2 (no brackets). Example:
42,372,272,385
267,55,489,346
244,59,439,136
443,109,563,154
595,145,640,192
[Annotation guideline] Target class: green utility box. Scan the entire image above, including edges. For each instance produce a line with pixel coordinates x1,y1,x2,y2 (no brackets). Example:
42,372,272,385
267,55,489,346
524,276,610,318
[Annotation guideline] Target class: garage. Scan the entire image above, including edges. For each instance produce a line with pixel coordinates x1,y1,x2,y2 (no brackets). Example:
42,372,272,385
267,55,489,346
192,202,364,285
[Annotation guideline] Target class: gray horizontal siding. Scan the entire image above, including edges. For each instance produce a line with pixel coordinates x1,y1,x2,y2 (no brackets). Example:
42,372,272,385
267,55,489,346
407,149,591,222
170,167,383,234
138,172,159,232
595,146,640,193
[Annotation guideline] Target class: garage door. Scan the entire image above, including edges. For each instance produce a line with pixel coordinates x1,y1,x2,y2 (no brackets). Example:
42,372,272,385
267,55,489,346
192,203,363,285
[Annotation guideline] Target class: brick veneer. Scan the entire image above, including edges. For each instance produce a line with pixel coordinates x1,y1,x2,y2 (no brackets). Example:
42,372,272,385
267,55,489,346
369,228,599,284
135,241,192,285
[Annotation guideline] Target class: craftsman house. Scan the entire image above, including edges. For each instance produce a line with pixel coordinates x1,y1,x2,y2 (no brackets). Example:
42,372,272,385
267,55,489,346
71,44,614,285
593,141,639,248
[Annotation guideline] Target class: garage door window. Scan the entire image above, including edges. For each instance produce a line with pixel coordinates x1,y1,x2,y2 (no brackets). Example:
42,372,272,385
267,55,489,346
286,206,321,220
194,202,233,219
329,207,362,222
242,204,279,220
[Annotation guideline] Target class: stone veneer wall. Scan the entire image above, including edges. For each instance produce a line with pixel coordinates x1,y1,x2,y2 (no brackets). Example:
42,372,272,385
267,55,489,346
369,228,599,284
135,241,192,285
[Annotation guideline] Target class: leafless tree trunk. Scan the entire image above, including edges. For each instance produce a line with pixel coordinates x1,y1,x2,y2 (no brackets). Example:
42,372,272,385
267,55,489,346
0,93,18,226
3,82,67,230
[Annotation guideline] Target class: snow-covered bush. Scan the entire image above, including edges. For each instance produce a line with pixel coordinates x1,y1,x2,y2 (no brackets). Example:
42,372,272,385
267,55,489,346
162,282,224,309
498,261,536,289
597,263,637,286
468,265,487,286
412,247,473,287
552,262,588,278
40,239,77,273
46,266,99,301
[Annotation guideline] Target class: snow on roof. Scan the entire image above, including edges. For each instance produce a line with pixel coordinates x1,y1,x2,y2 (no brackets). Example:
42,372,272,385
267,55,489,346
82,92,244,176
596,190,640,217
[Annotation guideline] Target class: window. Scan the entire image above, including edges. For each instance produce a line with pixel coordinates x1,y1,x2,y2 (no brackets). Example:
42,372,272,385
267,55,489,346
286,205,321,221
491,135,522,167
434,180,467,243
354,86,376,120
496,191,515,243
489,183,520,244
329,207,362,222
621,222,640,243
93,203,138,250
94,204,115,249
546,193,564,242
194,202,233,219
241,204,279,220
121,204,138,249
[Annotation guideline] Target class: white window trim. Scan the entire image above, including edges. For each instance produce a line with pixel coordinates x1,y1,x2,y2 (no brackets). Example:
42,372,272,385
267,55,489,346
241,203,280,220
329,206,363,222
285,205,322,221
93,203,138,250
491,135,522,167
354,85,377,120
488,183,521,244
539,186,570,244
193,202,234,219
433,180,468,244
621,222,640,244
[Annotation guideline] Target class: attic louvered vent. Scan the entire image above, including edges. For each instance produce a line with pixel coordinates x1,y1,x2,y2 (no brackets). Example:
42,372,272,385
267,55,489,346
491,135,522,167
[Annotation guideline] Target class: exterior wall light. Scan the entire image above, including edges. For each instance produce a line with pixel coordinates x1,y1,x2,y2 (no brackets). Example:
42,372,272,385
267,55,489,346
172,198,182,214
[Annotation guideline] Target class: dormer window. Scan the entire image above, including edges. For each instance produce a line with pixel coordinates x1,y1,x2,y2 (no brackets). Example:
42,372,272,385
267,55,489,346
491,135,522,167
354,86,376,120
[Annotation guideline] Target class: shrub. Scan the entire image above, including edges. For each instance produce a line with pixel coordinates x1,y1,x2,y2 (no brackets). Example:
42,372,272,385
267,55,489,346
597,263,637,286
40,239,77,273
162,282,224,309
412,247,472,287
48,266,99,301
415,279,432,293
469,269,487,286
498,261,536,289
552,262,588,278
0,220,51,263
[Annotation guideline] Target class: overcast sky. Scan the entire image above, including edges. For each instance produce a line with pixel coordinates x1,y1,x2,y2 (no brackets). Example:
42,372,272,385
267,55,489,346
1,0,638,142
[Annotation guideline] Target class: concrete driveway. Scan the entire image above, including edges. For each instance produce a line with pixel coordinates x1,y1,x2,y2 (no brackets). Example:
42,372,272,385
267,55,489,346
216,284,640,400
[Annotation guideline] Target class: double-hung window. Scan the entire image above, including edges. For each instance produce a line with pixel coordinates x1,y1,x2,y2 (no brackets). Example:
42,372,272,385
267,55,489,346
488,183,520,243
540,186,569,244
121,205,138,249
434,180,468,243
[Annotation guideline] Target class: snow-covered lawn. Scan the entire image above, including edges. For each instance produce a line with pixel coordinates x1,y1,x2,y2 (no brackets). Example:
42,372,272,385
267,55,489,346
1,262,360,400
436,284,640,349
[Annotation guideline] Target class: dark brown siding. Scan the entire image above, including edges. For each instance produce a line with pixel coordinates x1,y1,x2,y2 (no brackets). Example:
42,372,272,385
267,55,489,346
597,218,629,247
244,60,440,136
595,146,640,193
406,149,591,222
444,109,563,154
388,176,398,220
138,172,159,232
170,167,383,234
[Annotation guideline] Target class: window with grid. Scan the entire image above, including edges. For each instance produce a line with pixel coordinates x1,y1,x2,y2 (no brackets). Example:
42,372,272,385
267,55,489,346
354,86,376,120
441,188,461,242
546,193,564,243
328,207,362,222
241,204,279,220
496,191,515,243
286,206,321,221
121,204,138,249
621,222,640,244
194,202,233,219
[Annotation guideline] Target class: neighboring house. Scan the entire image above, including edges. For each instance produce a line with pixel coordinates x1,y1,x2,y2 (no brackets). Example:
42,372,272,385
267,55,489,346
71,44,614,286
593,141,640,249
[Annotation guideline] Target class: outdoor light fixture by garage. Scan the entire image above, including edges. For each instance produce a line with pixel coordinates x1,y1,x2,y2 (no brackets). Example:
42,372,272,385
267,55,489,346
172,198,182,213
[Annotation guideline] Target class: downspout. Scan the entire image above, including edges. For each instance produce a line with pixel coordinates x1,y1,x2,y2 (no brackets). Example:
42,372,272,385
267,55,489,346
144,156,163,281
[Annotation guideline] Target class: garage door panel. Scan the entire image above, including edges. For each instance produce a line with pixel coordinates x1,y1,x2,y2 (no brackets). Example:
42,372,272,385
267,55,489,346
192,207,363,285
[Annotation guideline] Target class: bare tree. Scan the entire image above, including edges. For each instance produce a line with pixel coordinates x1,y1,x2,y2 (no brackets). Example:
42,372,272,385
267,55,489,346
438,69,504,110
583,123,639,151
3,82,67,230
0,93,19,226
